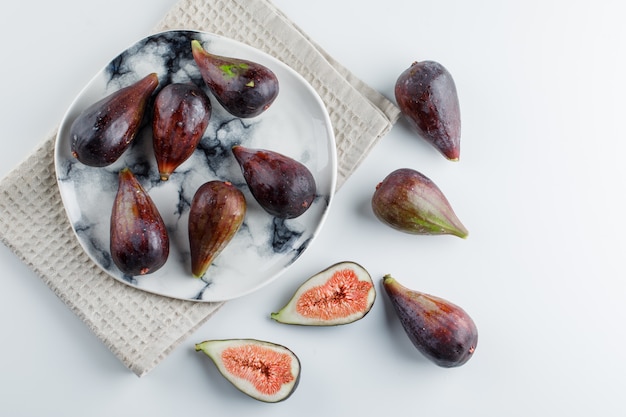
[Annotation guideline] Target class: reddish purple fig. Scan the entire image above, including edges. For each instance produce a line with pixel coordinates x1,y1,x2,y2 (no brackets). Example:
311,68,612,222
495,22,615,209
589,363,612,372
153,82,212,181
383,275,478,367
232,145,316,219
191,40,279,118
395,61,461,161
189,181,246,278
70,73,159,167
110,167,169,275
372,168,468,238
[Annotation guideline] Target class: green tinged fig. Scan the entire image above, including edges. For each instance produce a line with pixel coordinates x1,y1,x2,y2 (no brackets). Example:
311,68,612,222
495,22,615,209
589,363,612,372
70,73,159,167
271,261,375,326
395,60,461,161
152,82,212,180
191,39,279,118
110,167,169,275
371,168,468,238
188,181,246,278
382,275,478,368
195,339,301,403
232,145,316,219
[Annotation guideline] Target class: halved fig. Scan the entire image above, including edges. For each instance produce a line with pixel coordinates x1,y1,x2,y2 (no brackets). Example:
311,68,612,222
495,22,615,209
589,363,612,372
271,261,376,326
195,339,301,403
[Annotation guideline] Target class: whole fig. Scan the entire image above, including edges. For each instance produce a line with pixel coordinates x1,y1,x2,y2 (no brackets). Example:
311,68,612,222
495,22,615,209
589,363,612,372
152,82,212,181
191,40,279,118
232,145,316,219
188,180,246,278
395,60,461,161
110,167,169,275
383,274,478,367
70,73,159,167
371,168,468,238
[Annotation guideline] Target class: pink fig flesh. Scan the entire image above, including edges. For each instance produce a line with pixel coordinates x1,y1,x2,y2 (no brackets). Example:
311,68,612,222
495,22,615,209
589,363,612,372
382,275,478,367
371,168,468,238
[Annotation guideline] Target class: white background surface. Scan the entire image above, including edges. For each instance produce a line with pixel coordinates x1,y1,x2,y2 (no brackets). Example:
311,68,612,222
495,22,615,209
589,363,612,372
1,1,625,415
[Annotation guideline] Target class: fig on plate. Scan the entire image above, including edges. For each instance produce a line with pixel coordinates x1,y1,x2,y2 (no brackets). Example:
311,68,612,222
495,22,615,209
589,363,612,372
195,339,301,403
271,261,375,326
382,274,478,367
152,82,212,180
371,168,468,238
188,180,246,278
191,39,279,118
70,73,159,167
232,145,316,219
110,167,169,275
395,60,461,160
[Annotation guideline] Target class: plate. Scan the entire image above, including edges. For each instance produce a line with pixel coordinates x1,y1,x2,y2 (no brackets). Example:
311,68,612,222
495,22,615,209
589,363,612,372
54,30,337,302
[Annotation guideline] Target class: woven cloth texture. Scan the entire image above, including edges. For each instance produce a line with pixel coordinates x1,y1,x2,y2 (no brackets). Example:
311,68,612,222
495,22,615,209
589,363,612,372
0,0,399,377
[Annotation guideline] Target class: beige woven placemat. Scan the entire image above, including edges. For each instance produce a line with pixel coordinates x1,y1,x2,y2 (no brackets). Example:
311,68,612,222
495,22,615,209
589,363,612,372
0,0,400,377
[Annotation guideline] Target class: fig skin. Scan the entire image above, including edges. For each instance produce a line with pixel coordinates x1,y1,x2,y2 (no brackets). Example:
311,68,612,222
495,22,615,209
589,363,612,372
70,73,159,167
271,261,376,326
382,275,478,368
152,82,212,181
195,339,301,403
232,145,316,219
372,168,468,238
110,167,169,276
188,180,246,278
395,60,461,161
191,39,279,118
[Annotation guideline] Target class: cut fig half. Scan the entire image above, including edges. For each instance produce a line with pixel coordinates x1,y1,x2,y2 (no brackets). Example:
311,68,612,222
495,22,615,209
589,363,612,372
271,261,376,326
195,339,301,403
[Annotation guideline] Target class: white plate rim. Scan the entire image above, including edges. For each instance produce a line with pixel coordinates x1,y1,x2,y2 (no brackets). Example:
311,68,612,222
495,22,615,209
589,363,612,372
54,29,337,302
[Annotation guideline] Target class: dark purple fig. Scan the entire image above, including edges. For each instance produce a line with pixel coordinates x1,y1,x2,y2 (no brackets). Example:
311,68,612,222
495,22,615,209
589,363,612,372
271,261,375,326
395,61,461,161
70,73,159,167
382,275,478,368
191,40,279,118
195,339,300,403
232,145,316,219
189,181,246,278
110,167,169,275
372,168,468,238
152,82,212,180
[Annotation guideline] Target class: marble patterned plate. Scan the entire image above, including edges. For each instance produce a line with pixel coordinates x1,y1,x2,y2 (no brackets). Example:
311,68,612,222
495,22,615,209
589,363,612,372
54,30,337,302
